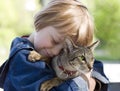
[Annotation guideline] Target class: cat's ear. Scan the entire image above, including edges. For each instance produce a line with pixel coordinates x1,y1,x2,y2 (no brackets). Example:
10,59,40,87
64,38,73,53
64,37,78,53
87,40,100,51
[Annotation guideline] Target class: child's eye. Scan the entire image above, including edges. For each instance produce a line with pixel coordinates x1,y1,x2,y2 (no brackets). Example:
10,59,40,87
52,40,59,45
54,41,59,44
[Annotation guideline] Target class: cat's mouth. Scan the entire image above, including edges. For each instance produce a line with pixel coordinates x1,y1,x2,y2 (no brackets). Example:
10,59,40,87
57,59,77,76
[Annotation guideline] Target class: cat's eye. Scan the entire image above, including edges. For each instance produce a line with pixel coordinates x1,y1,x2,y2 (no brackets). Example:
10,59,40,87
70,55,85,62
77,56,86,64
81,55,85,60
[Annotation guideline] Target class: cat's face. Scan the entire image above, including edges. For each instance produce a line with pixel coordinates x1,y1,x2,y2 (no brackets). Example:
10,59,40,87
64,45,94,73
52,37,99,78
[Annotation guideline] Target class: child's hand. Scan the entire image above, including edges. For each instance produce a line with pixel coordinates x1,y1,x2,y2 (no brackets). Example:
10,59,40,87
85,71,96,91
89,77,96,91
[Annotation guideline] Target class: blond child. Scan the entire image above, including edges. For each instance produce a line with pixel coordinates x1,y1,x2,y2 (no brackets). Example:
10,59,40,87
0,0,109,91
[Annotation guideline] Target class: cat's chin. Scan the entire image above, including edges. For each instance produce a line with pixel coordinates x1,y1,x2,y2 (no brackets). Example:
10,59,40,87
52,56,68,79
52,56,79,80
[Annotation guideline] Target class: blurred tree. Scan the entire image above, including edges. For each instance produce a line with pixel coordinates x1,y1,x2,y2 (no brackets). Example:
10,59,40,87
93,0,120,60
0,0,120,65
0,0,39,64
39,0,50,7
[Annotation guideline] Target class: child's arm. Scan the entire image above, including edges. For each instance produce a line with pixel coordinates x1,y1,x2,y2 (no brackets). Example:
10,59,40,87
3,49,86,91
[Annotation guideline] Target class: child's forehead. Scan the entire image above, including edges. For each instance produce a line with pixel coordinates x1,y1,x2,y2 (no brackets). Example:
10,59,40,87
44,26,76,41
56,26,77,36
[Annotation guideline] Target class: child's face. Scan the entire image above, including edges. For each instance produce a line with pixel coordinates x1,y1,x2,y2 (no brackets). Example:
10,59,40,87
34,26,65,58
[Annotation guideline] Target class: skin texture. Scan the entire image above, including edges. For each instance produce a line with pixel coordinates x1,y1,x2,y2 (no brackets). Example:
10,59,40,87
28,26,65,58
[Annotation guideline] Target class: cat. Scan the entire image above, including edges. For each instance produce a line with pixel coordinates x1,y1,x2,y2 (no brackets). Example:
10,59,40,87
28,37,99,91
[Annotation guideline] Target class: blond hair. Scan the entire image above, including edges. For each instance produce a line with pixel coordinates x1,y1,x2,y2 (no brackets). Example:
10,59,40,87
34,0,94,46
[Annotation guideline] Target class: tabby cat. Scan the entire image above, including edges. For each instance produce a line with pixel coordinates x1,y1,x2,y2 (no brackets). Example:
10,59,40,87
28,37,99,91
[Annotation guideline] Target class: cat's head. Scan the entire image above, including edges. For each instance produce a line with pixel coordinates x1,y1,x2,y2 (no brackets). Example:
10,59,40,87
59,37,99,73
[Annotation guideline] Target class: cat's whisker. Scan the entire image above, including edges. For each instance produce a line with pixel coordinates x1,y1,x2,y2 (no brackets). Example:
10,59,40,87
64,73,68,79
74,66,79,71
60,71,64,75
66,74,68,78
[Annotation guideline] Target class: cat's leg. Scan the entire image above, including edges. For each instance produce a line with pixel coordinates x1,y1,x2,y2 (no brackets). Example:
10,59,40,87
40,77,63,91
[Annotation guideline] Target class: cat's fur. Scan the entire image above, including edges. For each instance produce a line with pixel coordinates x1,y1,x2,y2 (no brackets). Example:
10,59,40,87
28,37,99,91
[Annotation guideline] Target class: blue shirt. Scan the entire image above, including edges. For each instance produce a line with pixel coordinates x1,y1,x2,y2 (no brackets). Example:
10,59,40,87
0,37,109,91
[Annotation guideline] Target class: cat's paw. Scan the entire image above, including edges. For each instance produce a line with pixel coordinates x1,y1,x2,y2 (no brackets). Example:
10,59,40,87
28,51,41,62
40,80,55,91
40,78,63,91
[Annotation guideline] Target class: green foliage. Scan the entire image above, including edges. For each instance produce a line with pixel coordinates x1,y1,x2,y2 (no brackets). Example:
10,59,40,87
0,0,120,64
0,0,40,64
93,0,120,60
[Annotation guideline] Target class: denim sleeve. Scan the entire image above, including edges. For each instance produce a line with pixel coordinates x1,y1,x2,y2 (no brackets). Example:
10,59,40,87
72,76,89,91
92,60,109,91
92,60,109,83
52,79,82,91
3,49,80,91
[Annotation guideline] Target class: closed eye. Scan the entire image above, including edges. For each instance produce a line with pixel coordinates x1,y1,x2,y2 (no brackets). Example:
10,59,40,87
51,39,60,45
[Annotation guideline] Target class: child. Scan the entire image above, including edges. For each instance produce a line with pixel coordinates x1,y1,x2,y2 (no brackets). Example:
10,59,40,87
0,0,109,91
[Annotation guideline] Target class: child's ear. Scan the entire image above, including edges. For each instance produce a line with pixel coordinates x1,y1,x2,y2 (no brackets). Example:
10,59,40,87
87,40,100,51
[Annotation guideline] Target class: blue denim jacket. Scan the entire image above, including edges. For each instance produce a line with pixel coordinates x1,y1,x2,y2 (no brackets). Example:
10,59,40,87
0,37,109,91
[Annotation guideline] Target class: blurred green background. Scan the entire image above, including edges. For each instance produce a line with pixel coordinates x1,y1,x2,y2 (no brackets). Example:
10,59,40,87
0,0,120,65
